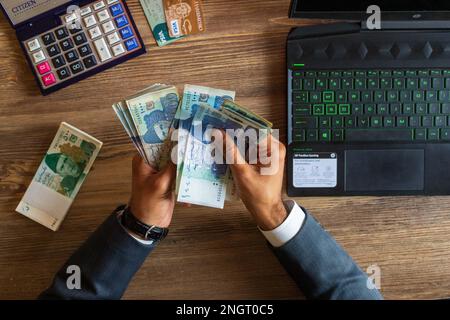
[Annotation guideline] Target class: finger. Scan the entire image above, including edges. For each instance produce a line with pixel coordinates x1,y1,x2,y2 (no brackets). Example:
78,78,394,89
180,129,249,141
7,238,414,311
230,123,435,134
222,130,251,174
157,158,177,186
132,154,157,177
257,133,283,167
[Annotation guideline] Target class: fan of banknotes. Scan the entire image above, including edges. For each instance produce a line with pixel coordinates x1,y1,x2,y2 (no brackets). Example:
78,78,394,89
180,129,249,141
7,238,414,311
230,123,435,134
113,84,272,209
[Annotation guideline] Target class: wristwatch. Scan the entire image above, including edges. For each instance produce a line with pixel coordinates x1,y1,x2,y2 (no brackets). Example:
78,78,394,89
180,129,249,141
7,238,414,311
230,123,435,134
121,206,169,243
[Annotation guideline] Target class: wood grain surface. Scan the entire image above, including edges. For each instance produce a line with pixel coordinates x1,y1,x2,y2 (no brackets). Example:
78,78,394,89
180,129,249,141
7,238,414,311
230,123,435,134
0,0,450,300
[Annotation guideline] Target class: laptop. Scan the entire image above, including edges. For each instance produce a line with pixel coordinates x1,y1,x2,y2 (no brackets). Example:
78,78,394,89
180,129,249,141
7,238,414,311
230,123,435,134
0,0,145,95
287,0,450,196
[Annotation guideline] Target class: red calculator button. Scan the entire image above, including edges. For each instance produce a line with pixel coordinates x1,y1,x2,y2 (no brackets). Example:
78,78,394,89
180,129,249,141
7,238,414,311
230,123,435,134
42,72,56,86
37,61,51,75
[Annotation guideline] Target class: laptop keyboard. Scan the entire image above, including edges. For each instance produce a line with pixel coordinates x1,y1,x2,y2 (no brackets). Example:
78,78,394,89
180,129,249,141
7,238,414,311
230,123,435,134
291,69,450,142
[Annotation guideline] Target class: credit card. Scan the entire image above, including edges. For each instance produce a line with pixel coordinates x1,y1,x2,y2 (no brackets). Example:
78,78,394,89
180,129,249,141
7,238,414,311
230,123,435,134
140,0,183,46
163,0,205,37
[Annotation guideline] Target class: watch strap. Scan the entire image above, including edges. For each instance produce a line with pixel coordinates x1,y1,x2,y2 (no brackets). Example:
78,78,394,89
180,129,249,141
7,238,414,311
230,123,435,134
121,207,169,242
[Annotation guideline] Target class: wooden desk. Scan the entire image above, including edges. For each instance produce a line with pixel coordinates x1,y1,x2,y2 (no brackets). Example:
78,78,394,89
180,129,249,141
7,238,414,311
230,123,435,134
1,0,450,300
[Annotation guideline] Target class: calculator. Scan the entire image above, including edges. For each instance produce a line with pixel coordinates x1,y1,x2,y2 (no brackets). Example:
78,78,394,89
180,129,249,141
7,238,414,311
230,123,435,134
0,0,146,95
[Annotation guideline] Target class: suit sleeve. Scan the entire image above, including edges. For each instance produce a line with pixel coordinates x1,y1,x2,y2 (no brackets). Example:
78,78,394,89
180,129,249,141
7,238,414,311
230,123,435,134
39,208,155,300
273,210,383,300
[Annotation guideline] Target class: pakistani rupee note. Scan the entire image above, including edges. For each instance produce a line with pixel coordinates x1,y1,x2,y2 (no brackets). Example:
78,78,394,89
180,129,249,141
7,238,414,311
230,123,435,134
113,84,180,169
126,85,179,169
113,101,148,161
16,122,102,231
177,103,248,208
174,85,235,192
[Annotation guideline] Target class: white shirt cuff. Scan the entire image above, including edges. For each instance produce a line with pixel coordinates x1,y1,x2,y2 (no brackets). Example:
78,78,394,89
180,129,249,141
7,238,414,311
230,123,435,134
258,200,305,248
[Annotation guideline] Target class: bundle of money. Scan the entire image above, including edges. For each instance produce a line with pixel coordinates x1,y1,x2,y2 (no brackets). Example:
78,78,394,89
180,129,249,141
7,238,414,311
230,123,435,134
16,122,102,231
176,95,273,209
113,84,272,209
112,84,180,169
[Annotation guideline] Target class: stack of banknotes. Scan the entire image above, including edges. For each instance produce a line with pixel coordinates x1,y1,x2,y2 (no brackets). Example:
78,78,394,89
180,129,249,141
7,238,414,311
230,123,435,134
113,84,272,209
16,122,103,231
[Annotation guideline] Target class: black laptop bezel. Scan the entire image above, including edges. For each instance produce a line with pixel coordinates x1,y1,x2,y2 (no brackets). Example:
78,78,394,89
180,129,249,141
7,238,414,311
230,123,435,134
289,0,450,21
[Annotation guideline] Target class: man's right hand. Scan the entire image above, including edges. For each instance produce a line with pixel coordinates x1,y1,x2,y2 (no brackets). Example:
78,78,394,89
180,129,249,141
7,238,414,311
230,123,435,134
223,132,288,231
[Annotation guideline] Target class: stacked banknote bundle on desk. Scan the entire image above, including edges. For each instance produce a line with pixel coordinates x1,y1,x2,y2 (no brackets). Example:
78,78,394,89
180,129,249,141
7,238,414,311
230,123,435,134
113,84,272,209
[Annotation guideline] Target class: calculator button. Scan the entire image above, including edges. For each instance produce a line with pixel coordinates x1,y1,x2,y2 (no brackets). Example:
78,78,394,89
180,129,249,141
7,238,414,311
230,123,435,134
107,32,120,45
46,44,61,57
65,50,79,62
84,15,97,28
27,39,41,52
60,38,74,51
83,55,98,68
70,61,84,74
97,9,110,22
114,15,128,28
112,43,125,56
73,32,88,45
102,20,115,33
57,66,71,80
94,1,106,10
94,37,112,61
37,61,51,75
125,37,139,51
41,33,55,46
55,27,69,39
69,25,83,34
81,6,92,16
32,50,46,63
52,55,66,68
119,26,133,39
42,72,56,86
78,44,93,57
65,13,78,24
107,0,118,4
110,3,123,17
89,26,102,39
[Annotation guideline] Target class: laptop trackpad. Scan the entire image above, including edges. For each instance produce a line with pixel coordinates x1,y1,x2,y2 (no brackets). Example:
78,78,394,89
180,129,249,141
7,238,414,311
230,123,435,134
345,149,424,191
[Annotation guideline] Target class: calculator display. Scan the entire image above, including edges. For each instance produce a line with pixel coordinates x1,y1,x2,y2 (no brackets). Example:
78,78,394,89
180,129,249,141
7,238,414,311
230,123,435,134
0,0,71,26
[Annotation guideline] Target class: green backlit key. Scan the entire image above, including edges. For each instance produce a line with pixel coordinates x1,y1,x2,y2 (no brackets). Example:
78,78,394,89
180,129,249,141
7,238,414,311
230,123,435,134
338,104,351,115
326,104,337,115
323,91,335,103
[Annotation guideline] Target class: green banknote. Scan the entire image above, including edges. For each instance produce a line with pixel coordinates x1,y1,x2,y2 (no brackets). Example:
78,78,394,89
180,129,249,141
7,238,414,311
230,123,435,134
140,0,183,47
220,100,273,129
16,122,102,231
